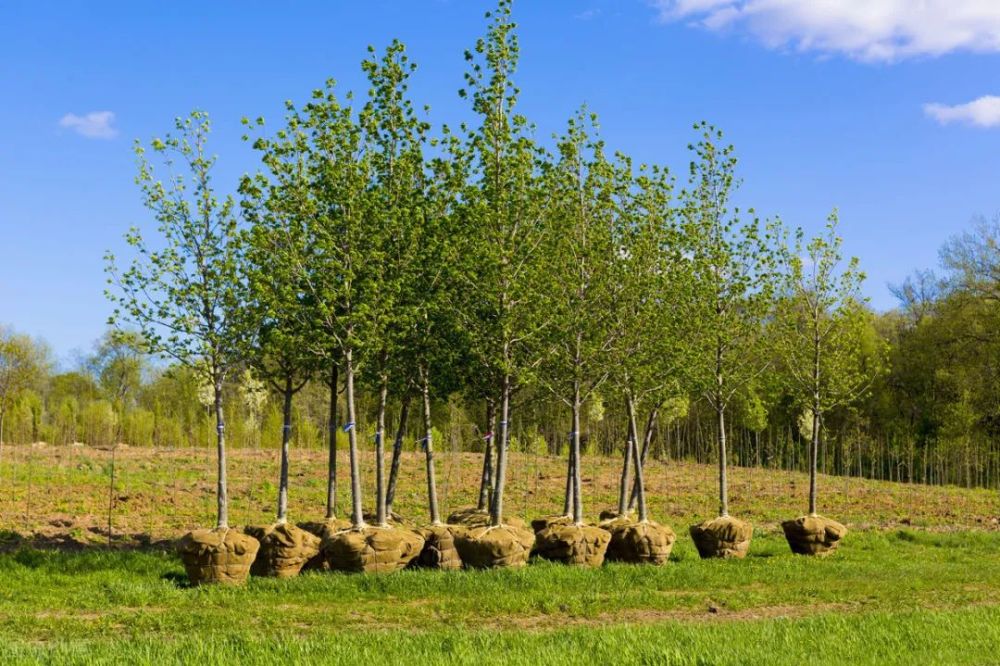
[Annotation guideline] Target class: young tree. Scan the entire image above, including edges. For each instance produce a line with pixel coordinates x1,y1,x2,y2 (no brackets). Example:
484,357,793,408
451,0,542,567
777,212,885,555
237,144,327,576
357,40,430,528
105,111,260,583
532,112,618,566
684,123,779,559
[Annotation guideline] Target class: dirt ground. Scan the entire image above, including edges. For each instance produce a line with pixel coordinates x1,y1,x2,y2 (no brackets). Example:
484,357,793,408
0,443,996,550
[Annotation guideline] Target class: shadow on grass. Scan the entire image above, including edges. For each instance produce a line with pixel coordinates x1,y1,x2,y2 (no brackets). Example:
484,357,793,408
0,528,175,554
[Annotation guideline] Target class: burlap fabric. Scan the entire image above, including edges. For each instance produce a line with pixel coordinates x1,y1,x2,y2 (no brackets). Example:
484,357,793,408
321,526,424,574
177,527,260,586
781,515,847,556
244,523,320,578
454,524,535,569
689,516,753,559
297,519,352,572
604,520,675,564
533,523,610,567
414,524,465,570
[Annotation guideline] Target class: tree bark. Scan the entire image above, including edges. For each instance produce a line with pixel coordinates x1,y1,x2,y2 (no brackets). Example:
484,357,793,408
277,376,293,524
627,407,658,512
616,396,634,516
213,381,229,529
385,395,411,515
626,395,648,522
344,347,365,528
717,402,729,518
562,438,575,516
477,399,496,511
571,380,583,525
490,374,511,527
325,358,339,520
420,365,441,525
374,373,389,526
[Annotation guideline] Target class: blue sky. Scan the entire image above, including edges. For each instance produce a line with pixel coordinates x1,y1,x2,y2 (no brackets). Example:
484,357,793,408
2,0,1000,361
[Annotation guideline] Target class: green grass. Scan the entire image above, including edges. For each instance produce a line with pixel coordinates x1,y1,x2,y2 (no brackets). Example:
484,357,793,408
1,529,999,664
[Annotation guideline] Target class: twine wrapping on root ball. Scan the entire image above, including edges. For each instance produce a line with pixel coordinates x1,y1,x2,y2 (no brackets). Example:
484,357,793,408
604,519,676,565
533,523,611,567
689,516,753,559
176,527,260,586
530,514,573,533
447,507,526,529
781,515,847,556
243,523,320,578
321,526,424,574
454,524,535,569
413,524,465,570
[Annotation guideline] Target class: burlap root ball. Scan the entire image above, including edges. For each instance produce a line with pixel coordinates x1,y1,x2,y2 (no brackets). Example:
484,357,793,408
454,524,535,569
244,523,320,578
297,519,352,572
781,515,847,556
605,519,676,565
689,516,753,559
447,507,526,529
530,514,573,533
176,527,260,586
533,523,610,567
321,526,424,574
413,524,465,570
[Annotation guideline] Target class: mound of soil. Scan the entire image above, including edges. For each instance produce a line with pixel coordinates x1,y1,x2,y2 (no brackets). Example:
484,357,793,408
689,516,752,559
781,514,847,556
454,524,535,569
447,507,526,529
533,523,610,567
321,526,424,574
176,527,260,585
413,524,465,570
530,514,573,533
604,519,676,564
244,523,320,578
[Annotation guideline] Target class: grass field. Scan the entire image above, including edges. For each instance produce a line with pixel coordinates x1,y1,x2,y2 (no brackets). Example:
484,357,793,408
0,445,998,664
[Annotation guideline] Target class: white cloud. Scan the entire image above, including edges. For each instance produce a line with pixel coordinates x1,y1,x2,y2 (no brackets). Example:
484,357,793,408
924,96,1000,128
575,8,601,21
652,0,1000,62
58,111,118,139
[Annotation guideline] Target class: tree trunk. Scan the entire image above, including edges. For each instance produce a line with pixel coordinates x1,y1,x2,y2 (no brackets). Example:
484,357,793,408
562,438,575,516
325,358,339,520
809,403,820,516
571,380,583,525
344,347,365,528
420,365,441,525
374,373,389,526
385,396,411,515
489,374,511,527
277,377,293,524
477,399,496,511
616,398,634,516
717,402,728,518
627,407,658,512
213,381,229,529
626,395,648,522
